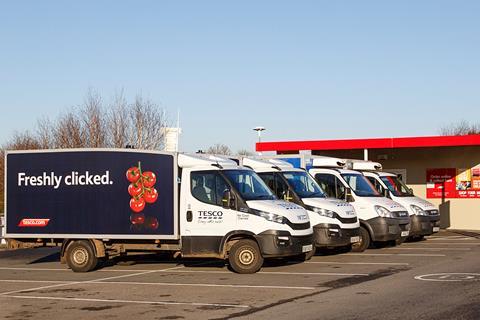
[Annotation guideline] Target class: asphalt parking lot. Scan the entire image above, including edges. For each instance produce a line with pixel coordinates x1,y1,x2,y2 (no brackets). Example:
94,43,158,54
1,230,479,320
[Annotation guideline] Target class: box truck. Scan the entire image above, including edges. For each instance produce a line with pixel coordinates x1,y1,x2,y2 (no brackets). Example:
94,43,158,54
349,160,440,240
4,149,313,274
267,155,411,252
241,157,360,254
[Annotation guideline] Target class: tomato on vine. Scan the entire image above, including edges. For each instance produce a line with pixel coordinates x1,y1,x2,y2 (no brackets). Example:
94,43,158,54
130,197,146,213
144,188,158,204
128,183,143,197
142,171,156,188
126,167,141,183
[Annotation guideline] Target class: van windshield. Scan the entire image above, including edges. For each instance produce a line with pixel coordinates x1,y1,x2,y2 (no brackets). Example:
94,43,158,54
222,170,277,201
341,173,381,197
282,171,326,198
380,176,414,197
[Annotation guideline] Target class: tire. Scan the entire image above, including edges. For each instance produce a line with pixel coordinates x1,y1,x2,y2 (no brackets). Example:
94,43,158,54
228,239,264,274
65,240,98,273
351,226,370,252
395,237,406,246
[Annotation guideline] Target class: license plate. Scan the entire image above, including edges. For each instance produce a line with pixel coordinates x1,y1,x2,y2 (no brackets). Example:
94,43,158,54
350,236,360,243
433,227,440,232
401,231,409,237
302,244,313,253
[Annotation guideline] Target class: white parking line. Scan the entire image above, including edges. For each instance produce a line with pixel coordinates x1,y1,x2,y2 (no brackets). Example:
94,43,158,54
306,261,409,266
164,270,369,276
429,238,478,241
0,264,187,296
0,279,316,291
384,247,471,251
405,242,479,245
345,253,446,257
1,295,250,309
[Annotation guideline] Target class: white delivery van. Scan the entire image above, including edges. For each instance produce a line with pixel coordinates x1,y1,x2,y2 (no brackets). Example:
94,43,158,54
242,157,360,254
5,150,314,274
351,160,440,240
307,157,411,251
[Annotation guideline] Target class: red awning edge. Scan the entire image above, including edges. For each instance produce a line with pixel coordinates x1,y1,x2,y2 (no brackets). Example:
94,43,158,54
256,134,480,152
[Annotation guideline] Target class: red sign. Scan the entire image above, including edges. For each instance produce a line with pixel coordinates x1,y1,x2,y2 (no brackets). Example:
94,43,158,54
18,219,50,227
427,167,480,199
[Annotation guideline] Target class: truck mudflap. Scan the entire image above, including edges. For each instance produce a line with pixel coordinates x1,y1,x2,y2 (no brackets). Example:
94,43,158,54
313,223,360,248
367,217,411,242
410,215,441,237
255,230,313,258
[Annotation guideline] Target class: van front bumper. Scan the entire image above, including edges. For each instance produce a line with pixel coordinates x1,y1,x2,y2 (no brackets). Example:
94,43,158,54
256,230,314,258
313,223,360,248
368,217,411,242
410,215,441,236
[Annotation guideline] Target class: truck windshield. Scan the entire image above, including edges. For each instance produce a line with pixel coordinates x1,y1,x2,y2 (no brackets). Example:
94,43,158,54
222,170,277,201
341,173,381,197
282,171,326,198
380,176,414,197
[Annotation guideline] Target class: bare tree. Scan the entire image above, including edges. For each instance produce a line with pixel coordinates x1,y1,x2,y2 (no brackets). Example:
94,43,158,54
207,143,232,155
440,120,480,136
237,149,254,156
0,90,170,213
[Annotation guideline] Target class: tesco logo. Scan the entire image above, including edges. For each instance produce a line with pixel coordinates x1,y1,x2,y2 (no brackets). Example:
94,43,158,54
18,219,50,227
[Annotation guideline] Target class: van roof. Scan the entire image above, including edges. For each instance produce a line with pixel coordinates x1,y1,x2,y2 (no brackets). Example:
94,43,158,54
178,153,238,169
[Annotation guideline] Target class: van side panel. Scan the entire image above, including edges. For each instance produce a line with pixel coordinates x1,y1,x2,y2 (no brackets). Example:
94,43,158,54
6,150,177,239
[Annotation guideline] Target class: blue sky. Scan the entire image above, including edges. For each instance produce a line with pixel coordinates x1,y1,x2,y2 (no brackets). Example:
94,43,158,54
1,1,479,152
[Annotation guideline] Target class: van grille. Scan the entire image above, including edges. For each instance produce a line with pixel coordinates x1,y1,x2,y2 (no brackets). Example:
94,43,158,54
286,220,311,230
336,216,358,224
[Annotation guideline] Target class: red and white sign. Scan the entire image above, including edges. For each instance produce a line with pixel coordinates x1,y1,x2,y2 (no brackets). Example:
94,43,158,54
18,219,50,227
427,167,480,199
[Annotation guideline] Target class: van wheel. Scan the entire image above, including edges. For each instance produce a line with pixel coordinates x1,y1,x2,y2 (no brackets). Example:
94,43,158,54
65,240,98,272
228,239,264,274
351,227,370,252
395,237,406,246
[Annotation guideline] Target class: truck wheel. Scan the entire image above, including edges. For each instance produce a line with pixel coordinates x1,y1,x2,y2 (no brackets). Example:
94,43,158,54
66,240,98,272
228,239,264,274
351,226,370,252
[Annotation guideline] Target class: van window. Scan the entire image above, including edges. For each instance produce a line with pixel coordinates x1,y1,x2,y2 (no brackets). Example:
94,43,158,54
191,171,230,206
314,173,345,199
341,173,381,197
257,172,291,200
222,170,276,201
367,176,384,194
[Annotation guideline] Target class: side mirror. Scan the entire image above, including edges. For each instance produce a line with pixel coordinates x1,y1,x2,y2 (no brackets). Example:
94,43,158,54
345,188,355,202
222,190,235,209
382,188,390,198
409,188,414,195
283,190,293,202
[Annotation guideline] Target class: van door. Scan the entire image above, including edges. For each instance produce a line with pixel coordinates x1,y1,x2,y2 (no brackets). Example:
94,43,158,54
182,170,238,257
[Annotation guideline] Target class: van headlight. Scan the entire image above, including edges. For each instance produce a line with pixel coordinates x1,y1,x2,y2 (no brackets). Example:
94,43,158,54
310,207,336,218
410,205,427,216
252,209,286,224
374,205,394,218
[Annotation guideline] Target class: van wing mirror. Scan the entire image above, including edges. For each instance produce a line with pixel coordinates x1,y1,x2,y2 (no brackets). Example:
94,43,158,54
222,190,236,209
345,188,355,202
283,189,293,202
383,188,390,198
409,188,414,195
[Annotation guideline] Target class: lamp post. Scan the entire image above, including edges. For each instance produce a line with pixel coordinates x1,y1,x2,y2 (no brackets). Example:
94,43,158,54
253,126,266,155
253,126,266,143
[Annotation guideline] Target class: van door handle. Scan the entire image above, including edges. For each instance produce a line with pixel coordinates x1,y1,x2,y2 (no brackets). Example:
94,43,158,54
186,211,193,222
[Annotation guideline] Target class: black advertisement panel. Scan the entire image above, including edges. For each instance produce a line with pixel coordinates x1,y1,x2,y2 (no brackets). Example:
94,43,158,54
6,150,176,238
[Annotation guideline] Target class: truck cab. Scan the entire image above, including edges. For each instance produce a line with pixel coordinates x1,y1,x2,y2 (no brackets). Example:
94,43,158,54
307,157,410,252
178,154,314,273
352,160,441,240
242,157,360,253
